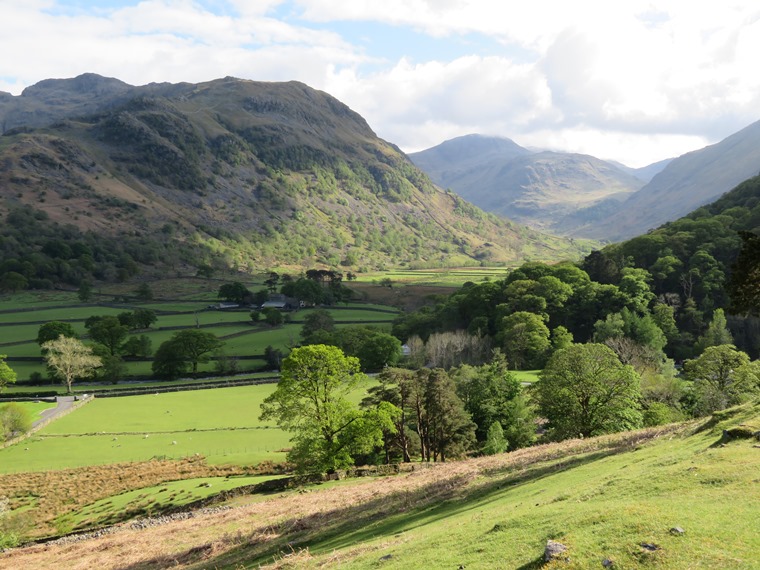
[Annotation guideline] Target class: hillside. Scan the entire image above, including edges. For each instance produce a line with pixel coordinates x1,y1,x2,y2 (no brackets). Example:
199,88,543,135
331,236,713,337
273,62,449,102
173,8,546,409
0,75,590,291
410,135,645,235
584,119,760,241
3,401,758,569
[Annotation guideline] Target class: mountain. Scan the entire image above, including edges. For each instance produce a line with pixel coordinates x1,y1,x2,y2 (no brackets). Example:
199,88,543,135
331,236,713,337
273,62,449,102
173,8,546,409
0,75,588,289
410,136,644,234
408,134,532,185
584,120,760,241
610,158,672,183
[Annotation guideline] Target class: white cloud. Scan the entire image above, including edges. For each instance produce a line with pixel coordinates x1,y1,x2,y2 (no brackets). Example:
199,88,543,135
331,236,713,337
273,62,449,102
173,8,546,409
1,0,759,167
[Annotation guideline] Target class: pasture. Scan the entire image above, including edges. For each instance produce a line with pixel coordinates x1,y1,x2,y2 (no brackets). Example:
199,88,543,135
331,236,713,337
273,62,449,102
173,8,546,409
64,474,283,532
354,266,513,286
0,379,376,473
0,288,400,382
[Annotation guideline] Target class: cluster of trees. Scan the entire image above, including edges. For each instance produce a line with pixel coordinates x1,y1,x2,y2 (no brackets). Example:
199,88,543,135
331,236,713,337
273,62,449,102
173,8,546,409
34,315,226,387
261,345,534,473
36,310,157,385
0,205,187,292
300,309,402,371
265,336,760,474
219,270,354,309
392,248,760,424
151,330,222,380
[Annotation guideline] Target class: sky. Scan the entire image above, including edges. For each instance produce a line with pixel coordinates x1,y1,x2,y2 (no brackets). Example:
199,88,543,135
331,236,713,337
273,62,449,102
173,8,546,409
2,1,760,167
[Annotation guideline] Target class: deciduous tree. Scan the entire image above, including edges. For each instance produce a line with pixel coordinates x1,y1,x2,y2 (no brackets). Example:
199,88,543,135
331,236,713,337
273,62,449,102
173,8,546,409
0,356,16,393
37,322,78,347
0,403,31,441
534,343,642,440
152,330,222,379
260,345,398,473
684,344,757,414
41,336,101,393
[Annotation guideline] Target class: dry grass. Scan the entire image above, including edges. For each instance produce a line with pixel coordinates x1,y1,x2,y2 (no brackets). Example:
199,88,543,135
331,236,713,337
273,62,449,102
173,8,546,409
0,456,262,539
0,423,690,570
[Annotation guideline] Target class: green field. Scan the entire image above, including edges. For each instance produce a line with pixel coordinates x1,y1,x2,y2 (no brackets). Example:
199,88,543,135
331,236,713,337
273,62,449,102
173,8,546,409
65,474,283,531
0,380,376,472
0,294,400,381
513,369,541,383
355,267,514,286
201,402,760,570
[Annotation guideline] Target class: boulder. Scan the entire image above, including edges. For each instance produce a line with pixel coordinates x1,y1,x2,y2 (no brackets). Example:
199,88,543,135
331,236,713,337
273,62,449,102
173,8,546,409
544,540,569,563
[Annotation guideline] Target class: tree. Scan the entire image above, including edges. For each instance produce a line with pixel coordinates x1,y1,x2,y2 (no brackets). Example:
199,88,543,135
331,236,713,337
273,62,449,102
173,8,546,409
37,321,78,346
87,316,129,356
354,331,402,371
684,344,756,415
482,421,507,455
264,272,280,293
261,307,283,327
121,335,152,357
421,368,476,461
260,345,397,473
452,354,535,451
0,356,17,393
41,336,101,393
92,346,127,384
361,368,418,463
0,403,31,442
134,282,153,301
0,272,28,293
694,308,733,354
263,345,285,370
301,309,335,342
218,281,250,304
534,343,642,440
77,280,93,302
129,309,158,330
550,326,574,353
151,340,189,380
282,277,323,305
152,330,222,379
498,311,550,369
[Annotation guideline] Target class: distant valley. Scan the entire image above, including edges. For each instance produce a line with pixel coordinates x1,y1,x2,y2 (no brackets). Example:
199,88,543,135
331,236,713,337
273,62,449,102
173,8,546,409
411,122,760,241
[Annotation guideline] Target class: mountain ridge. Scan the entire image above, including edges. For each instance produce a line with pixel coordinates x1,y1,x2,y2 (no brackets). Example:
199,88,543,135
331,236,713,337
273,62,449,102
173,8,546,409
410,136,646,235
0,74,589,289
582,119,760,241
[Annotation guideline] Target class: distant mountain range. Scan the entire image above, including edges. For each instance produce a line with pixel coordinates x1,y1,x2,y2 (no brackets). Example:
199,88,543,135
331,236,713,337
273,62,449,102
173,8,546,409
584,120,760,241
0,74,589,285
410,135,662,236
411,122,760,242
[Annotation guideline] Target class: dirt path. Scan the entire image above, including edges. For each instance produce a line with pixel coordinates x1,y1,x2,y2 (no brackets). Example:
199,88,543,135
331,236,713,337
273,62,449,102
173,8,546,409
32,396,77,429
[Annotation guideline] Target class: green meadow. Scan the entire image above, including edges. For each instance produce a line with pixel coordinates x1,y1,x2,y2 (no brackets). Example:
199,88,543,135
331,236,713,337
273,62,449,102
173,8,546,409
354,267,514,286
210,402,760,570
0,295,400,381
0,379,377,472
64,474,284,531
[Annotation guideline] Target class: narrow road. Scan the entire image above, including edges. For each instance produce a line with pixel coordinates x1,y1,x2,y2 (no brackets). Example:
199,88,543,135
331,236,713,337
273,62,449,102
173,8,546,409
32,395,77,429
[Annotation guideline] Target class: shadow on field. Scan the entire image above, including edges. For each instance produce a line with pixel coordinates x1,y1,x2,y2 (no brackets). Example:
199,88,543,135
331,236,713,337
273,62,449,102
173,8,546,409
118,445,628,570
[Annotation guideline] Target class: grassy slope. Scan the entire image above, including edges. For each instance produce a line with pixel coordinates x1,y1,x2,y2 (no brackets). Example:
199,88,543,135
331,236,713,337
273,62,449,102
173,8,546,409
2,401,758,569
